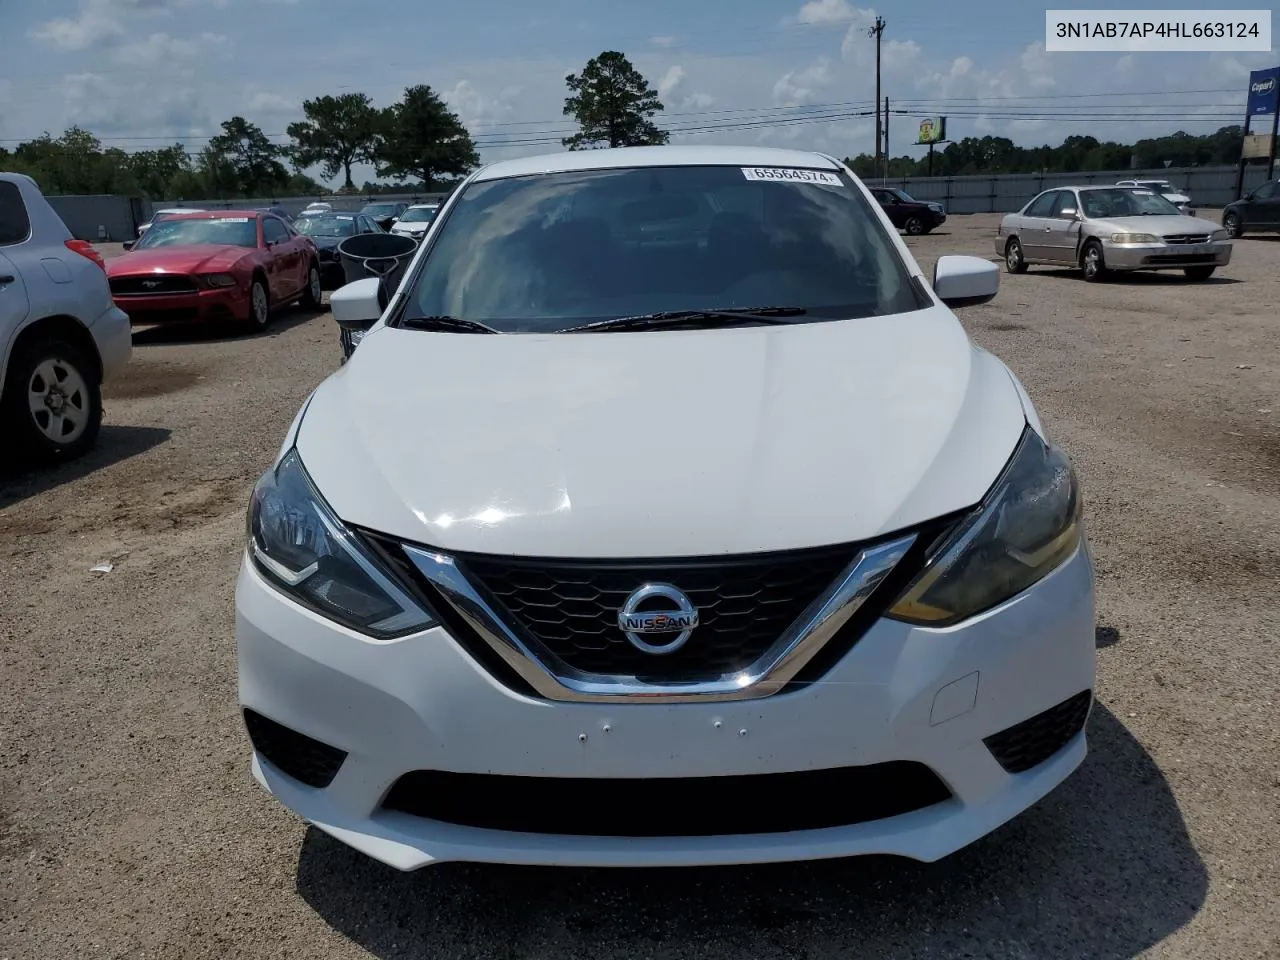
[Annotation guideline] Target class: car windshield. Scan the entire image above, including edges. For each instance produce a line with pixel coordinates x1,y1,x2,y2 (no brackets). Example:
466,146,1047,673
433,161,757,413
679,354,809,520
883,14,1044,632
363,204,400,217
1136,181,1175,191
295,214,357,237
398,207,438,223
1080,189,1182,218
135,216,258,248
890,188,915,202
401,165,926,333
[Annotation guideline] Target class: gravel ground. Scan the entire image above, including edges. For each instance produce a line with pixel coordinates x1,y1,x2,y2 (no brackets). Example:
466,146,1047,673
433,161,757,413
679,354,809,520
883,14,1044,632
2,216,1278,959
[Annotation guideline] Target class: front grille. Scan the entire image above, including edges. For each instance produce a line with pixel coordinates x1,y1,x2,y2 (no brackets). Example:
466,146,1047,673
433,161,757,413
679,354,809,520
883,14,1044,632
457,544,856,680
984,691,1092,774
242,709,346,788
1161,234,1211,245
381,762,952,836
110,274,198,295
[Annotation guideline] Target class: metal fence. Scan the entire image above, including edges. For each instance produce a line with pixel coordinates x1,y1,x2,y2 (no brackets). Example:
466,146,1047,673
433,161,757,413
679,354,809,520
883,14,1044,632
149,193,453,219
878,165,1273,214
46,194,145,243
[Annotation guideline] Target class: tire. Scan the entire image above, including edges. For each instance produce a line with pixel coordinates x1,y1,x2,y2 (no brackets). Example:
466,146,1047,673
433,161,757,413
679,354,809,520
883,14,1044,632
299,262,322,310
904,216,926,236
1,337,102,463
246,277,271,331
1223,212,1243,239
1004,237,1028,274
1080,240,1107,282
1184,265,1216,281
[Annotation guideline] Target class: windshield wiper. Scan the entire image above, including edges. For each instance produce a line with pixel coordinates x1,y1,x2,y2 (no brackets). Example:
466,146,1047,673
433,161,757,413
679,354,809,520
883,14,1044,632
399,315,500,334
563,306,808,334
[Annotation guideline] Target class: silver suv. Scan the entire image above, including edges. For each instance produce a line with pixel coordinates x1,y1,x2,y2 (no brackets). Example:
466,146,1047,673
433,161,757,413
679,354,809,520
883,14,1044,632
0,173,131,462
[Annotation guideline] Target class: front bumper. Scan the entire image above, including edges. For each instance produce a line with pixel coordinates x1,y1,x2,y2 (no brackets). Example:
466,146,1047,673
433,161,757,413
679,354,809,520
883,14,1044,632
1102,239,1232,270
113,285,251,324
236,540,1097,870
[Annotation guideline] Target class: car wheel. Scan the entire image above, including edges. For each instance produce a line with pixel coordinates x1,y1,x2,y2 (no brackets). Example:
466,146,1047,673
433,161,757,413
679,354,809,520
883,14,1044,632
1080,240,1107,282
1005,238,1029,274
1,337,102,462
904,216,926,236
300,262,322,310
1223,212,1243,238
1183,266,1216,281
247,278,271,331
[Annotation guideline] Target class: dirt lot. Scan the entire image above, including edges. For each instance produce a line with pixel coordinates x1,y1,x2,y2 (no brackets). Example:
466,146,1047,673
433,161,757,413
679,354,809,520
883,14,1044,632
2,216,1278,959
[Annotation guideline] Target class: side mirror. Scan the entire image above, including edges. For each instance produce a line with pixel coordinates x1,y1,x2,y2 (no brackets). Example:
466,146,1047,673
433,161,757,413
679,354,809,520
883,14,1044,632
122,240,135,251
933,255,999,308
1059,207,1079,219
330,277,383,333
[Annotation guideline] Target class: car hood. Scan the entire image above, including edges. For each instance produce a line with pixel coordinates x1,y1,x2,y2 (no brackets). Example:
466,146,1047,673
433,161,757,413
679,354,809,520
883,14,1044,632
1086,214,1219,234
306,235,346,250
295,306,1028,557
107,244,251,275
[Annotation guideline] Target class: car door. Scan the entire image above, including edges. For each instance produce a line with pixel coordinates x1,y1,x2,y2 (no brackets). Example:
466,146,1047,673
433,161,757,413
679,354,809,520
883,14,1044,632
1042,190,1085,264
282,219,311,292
1249,179,1280,228
261,216,297,298
1017,190,1062,261
872,190,905,227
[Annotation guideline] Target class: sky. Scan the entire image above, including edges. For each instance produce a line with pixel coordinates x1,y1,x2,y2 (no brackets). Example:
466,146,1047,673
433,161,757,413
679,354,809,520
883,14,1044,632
0,0,1277,188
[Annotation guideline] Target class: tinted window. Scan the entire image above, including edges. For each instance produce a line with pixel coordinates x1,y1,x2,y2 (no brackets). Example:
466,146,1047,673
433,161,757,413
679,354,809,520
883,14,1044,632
402,164,927,334
1080,189,1180,218
1024,191,1059,218
0,182,31,245
136,216,258,249
1254,180,1277,200
362,204,400,218
262,217,289,244
295,215,356,237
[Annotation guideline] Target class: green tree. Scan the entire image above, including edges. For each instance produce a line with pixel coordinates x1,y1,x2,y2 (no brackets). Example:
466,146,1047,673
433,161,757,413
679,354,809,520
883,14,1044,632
562,51,669,150
205,116,288,197
286,93,383,190
375,85,478,188
127,144,191,198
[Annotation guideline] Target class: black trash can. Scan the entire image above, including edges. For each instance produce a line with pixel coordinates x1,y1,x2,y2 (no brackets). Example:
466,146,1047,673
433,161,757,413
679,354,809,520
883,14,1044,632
336,232,419,292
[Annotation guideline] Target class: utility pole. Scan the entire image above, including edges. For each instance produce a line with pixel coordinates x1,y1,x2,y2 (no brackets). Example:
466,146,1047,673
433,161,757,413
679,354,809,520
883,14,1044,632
883,97,890,182
869,16,885,179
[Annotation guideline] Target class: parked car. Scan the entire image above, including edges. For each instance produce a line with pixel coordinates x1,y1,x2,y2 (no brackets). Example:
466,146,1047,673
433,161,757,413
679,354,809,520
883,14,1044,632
388,203,440,241
996,185,1231,282
107,210,321,331
137,207,206,239
300,202,334,218
239,145,1096,872
359,201,409,230
254,205,294,223
1115,179,1193,215
293,211,386,288
1221,178,1280,238
0,172,131,461
870,187,946,235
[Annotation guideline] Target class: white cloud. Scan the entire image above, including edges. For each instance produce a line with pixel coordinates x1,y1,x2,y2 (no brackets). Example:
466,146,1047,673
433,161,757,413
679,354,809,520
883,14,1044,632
444,80,519,130
649,35,679,48
111,31,224,66
32,0,124,50
796,0,857,26
658,65,686,100
773,57,835,107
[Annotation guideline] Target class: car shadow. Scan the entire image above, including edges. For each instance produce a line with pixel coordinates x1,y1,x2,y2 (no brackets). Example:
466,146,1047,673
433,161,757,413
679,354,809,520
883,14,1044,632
0,424,171,508
294,703,1206,959
130,306,329,347
1240,234,1280,242
1030,268,1241,286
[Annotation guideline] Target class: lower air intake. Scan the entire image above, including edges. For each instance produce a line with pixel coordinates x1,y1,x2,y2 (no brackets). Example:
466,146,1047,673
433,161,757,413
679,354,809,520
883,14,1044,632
984,690,1092,774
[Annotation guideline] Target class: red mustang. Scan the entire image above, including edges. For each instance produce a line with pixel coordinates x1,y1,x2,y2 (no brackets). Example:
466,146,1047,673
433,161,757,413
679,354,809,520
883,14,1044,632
107,210,322,331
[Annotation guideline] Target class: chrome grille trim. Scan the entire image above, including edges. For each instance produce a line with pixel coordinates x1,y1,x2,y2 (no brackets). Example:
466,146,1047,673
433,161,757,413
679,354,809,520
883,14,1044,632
403,534,916,703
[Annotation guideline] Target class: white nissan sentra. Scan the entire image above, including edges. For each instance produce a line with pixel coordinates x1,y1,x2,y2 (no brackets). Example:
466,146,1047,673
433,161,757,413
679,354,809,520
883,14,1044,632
236,145,1096,871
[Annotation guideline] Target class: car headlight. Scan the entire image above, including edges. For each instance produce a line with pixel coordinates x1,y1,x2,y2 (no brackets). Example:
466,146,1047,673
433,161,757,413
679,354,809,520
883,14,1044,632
202,273,238,287
247,449,435,639
887,427,1082,627
1110,233,1159,244
1211,229,1229,242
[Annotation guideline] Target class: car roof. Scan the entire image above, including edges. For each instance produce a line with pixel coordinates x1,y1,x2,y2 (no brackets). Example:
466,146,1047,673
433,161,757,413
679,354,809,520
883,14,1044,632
472,145,842,182
406,203,439,209
166,210,262,220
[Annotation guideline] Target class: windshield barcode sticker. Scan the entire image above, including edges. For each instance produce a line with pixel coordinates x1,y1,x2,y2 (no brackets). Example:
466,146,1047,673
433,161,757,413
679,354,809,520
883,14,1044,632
741,167,842,185
215,217,250,222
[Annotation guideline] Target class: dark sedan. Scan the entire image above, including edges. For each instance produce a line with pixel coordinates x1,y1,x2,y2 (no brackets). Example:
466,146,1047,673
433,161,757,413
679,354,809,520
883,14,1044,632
360,201,409,231
871,187,947,235
1222,179,1280,238
293,211,385,288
